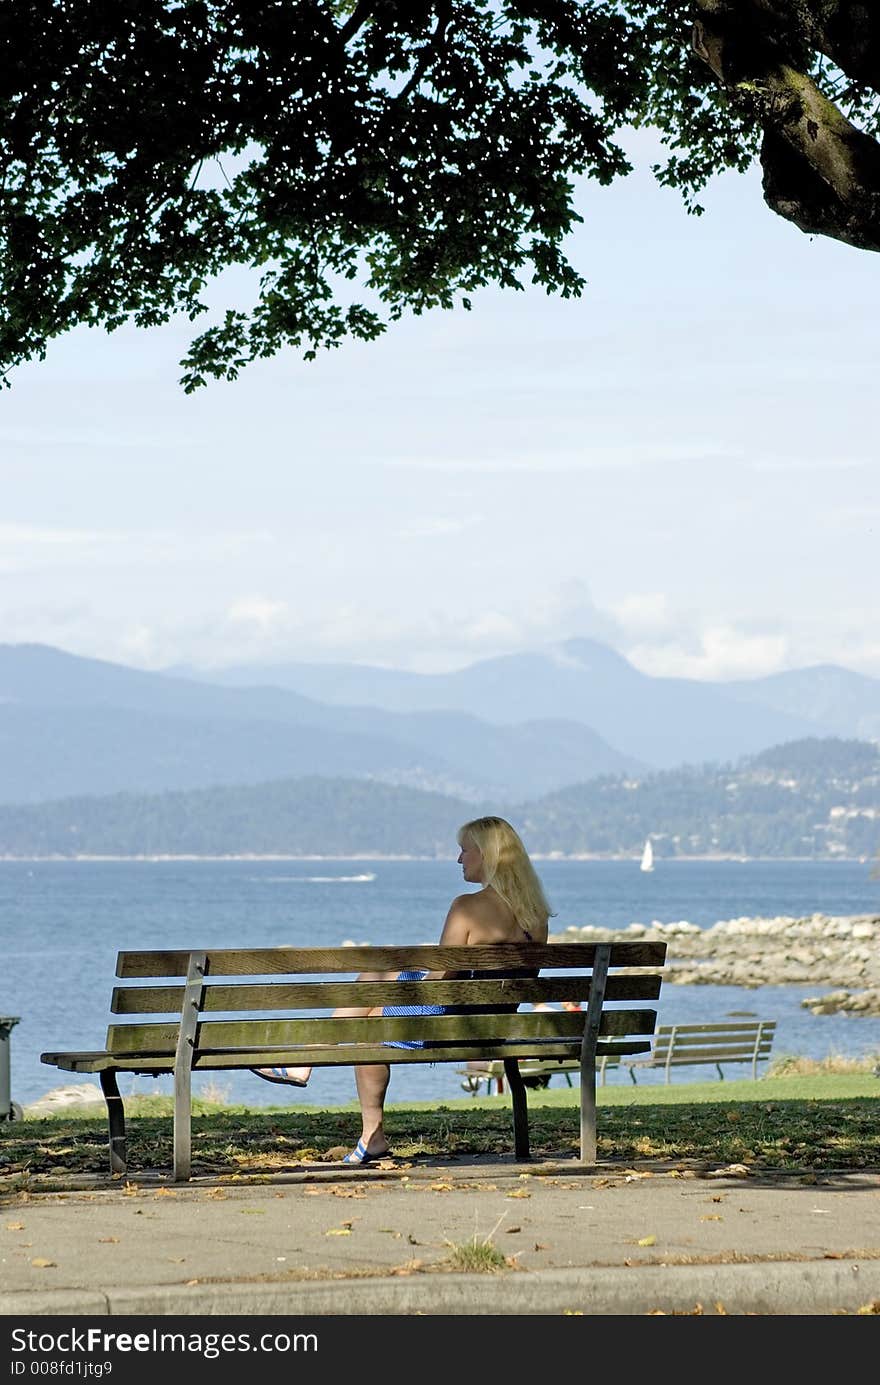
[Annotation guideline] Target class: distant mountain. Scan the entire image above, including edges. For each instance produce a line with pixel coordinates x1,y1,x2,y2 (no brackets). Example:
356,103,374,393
724,665,880,741
1,737,877,861
171,637,831,768
0,644,641,804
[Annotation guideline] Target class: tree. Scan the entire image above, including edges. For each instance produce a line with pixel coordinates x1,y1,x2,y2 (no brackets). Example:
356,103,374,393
1,2,877,391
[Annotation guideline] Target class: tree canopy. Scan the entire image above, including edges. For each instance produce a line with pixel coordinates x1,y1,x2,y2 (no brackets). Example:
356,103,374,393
1,1,877,390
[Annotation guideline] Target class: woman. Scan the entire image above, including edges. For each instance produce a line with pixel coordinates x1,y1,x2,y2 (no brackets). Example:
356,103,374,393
252,815,554,1164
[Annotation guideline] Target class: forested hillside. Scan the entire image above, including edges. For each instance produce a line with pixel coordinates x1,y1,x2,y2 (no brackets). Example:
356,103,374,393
0,738,877,861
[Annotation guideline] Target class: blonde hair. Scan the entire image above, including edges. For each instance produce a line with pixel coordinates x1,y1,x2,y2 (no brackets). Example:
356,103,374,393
456,815,554,935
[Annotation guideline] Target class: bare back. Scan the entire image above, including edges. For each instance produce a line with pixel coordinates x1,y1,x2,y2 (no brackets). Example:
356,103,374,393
438,885,548,949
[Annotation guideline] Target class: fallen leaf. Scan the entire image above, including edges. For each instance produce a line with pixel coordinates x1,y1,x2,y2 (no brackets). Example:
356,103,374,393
407,1233,421,1245
167,1257,186,1264
98,1236,120,1244
6,1222,25,1231
31,1258,56,1268
534,1242,547,1251
505,1226,522,1234
205,1189,227,1200
153,1188,177,1198
700,1215,723,1222
637,1235,657,1247
431,1183,453,1192
325,1228,351,1237
506,1189,531,1199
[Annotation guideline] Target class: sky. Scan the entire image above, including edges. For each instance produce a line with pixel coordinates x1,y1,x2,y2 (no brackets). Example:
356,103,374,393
3,128,879,683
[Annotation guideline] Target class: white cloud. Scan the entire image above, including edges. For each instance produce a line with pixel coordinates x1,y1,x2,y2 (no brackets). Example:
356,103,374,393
227,597,290,632
626,627,791,682
608,592,676,640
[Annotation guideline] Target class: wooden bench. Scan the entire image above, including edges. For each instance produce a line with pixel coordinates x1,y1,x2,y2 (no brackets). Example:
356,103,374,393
462,1019,776,1091
40,940,665,1181
622,1020,777,1083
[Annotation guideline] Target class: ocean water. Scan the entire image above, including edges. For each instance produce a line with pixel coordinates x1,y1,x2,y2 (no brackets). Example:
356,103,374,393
2,856,880,1112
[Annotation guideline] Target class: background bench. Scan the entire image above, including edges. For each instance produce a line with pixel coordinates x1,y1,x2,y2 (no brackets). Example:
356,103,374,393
462,1018,776,1092
40,940,665,1180
623,1020,776,1082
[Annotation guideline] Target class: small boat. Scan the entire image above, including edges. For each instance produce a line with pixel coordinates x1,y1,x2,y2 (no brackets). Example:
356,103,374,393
640,838,654,872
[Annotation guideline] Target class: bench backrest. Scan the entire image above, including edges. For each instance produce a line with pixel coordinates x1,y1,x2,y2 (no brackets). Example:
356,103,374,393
647,1020,776,1070
106,941,666,1067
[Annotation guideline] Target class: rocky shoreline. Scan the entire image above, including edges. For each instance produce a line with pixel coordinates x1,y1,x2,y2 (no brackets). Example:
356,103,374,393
550,913,880,1017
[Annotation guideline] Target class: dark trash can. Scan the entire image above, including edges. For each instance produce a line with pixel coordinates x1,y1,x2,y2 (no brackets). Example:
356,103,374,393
0,1017,23,1121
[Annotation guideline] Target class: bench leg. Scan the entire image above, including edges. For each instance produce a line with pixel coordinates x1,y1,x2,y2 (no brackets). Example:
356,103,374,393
99,1070,126,1175
173,1062,192,1182
578,1057,597,1164
503,1059,530,1161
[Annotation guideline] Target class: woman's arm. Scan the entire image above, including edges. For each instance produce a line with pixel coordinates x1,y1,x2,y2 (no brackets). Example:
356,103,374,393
429,898,474,978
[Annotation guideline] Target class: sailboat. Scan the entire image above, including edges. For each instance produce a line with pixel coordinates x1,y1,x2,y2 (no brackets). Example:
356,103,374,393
640,838,654,872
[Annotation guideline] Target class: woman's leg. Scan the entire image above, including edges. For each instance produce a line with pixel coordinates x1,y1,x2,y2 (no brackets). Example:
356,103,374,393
350,1060,392,1158
252,970,391,1087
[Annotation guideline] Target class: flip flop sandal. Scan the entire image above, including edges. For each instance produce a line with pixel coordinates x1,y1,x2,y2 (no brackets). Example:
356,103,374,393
251,1066,310,1087
342,1138,389,1165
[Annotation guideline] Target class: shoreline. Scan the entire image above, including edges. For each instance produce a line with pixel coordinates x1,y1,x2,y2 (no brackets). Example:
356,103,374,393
0,853,872,864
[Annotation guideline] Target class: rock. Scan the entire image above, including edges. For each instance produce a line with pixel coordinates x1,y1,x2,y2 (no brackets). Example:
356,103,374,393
24,1083,104,1115
548,912,880,1016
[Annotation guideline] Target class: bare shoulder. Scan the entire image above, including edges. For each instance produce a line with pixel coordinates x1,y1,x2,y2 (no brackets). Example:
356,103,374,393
447,891,484,915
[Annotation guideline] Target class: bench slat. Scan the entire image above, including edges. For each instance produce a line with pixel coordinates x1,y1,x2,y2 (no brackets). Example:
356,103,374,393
105,1007,659,1054
110,973,663,1014
116,941,667,977
41,1039,655,1074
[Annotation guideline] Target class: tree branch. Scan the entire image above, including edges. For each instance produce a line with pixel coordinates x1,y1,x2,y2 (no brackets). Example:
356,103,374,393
338,1,378,47
396,2,452,103
693,7,880,250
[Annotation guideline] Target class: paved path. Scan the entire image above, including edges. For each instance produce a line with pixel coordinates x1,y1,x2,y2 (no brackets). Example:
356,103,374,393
2,1157,879,1317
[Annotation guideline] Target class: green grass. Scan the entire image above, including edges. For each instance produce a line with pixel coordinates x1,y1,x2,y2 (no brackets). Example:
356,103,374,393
2,1069,878,1187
